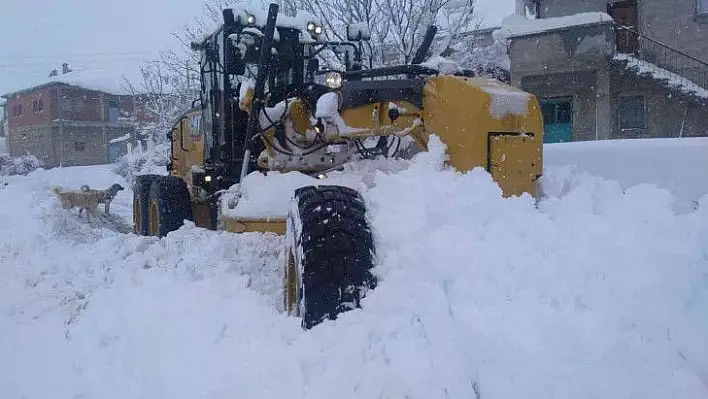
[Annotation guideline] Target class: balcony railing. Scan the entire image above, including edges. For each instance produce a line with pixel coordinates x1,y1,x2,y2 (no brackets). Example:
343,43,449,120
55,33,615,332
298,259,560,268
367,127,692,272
614,24,708,92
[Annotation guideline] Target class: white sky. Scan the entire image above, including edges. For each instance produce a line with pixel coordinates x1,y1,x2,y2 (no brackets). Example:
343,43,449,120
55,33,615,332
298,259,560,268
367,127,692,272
0,0,208,95
0,0,515,96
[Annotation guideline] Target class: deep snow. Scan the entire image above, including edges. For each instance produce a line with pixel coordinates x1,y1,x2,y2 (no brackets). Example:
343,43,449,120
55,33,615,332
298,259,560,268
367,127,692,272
1,138,708,398
543,137,708,211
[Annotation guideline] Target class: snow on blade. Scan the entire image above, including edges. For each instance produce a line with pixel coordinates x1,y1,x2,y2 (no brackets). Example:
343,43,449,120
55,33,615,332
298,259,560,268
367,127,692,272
1,137,708,398
479,78,531,118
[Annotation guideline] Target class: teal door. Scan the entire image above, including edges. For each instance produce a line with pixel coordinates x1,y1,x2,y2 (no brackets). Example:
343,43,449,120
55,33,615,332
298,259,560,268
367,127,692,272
109,142,123,163
541,97,573,143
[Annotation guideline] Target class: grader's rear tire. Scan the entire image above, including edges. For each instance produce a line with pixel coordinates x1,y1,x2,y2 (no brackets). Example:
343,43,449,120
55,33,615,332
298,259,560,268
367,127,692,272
133,174,161,235
146,175,193,237
285,185,377,329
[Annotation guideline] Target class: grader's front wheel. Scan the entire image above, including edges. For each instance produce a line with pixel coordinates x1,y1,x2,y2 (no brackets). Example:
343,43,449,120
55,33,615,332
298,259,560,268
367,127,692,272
146,176,194,237
284,185,377,329
133,174,161,235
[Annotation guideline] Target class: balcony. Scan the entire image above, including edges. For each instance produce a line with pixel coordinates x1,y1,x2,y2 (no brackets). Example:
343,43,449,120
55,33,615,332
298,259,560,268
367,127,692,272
500,12,616,76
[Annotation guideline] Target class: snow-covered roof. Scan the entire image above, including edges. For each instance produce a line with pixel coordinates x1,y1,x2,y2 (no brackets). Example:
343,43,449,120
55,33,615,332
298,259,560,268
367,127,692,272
2,68,133,98
109,133,132,144
497,12,614,38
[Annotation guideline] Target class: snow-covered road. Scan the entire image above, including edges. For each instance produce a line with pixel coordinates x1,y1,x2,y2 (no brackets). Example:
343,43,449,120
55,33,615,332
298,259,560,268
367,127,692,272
1,139,707,398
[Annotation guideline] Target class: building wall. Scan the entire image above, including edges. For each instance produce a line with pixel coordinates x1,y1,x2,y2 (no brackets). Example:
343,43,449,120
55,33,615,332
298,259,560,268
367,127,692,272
508,22,615,76
537,0,708,61
537,0,610,18
6,84,138,129
8,125,57,166
521,70,599,141
609,66,708,139
54,85,134,123
8,122,135,167
519,66,708,142
57,125,133,167
6,86,55,129
639,0,708,61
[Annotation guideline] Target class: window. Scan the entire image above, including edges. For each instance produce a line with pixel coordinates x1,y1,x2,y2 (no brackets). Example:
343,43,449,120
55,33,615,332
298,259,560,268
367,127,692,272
74,142,85,152
699,0,708,15
31,100,43,113
13,104,22,117
618,94,646,130
72,98,85,113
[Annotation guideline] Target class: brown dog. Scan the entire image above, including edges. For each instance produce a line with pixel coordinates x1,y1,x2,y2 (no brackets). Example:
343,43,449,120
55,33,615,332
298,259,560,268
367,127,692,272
80,183,124,215
53,186,102,222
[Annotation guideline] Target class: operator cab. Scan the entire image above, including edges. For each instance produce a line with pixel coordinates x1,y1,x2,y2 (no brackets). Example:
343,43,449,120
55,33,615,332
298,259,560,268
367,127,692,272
189,7,364,191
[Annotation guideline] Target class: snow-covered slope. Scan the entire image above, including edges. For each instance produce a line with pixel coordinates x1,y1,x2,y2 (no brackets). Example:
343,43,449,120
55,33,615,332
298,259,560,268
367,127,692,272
1,139,707,398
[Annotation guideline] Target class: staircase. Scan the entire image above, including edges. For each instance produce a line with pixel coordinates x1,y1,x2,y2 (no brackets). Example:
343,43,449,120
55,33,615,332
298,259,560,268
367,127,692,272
612,25,708,102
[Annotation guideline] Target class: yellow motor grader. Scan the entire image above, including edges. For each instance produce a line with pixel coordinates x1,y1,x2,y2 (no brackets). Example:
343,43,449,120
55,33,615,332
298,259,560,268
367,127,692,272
132,3,543,329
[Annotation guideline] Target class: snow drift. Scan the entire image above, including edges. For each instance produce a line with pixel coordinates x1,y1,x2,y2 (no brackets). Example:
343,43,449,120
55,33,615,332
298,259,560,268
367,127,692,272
1,138,708,398
543,137,708,211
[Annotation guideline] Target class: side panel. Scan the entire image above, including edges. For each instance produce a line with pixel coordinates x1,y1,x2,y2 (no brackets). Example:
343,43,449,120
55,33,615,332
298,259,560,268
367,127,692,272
170,109,205,183
488,134,541,197
418,76,544,197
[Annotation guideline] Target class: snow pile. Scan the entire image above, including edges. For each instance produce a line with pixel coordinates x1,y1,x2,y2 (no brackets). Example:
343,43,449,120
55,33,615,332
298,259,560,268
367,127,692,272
614,53,708,99
543,137,708,212
222,157,410,218
420,55,464,74
0,153,42,176
113,141,169,188
1,138,708,398
497,12,614,38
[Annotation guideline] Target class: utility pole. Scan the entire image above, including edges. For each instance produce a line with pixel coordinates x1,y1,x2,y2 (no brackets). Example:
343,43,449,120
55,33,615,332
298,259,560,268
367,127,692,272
57,85,64,167
100,92,107,163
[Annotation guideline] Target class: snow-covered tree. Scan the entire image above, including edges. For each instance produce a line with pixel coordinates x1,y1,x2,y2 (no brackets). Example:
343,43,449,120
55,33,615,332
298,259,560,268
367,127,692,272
121,60,196,146
288,0,480,67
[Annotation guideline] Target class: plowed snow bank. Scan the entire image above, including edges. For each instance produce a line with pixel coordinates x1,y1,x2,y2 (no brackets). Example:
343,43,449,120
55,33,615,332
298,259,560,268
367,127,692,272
1,139,707,398
544,137,708,211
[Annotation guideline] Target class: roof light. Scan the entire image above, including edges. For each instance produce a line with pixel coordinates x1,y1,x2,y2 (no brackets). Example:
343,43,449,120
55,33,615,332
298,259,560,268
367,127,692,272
324,71,343,89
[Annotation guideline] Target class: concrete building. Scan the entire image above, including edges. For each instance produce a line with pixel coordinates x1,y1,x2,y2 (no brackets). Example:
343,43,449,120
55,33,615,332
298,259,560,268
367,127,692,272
1,66,145,167
500,0,708,142
0,100,7,138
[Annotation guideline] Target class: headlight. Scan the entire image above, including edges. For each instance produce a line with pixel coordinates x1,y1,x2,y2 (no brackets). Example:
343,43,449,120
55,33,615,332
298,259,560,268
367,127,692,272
246,14,256,24
204,175,212,183
306,22,323,35
324,71,343,89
